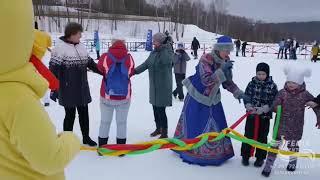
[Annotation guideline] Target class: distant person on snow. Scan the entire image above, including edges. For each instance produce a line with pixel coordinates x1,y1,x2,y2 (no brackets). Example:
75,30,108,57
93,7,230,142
242,41,249,57
311,42,319,62
278,38,285,59
94,30,101,59
191,37,200,59
235,39,241,57
284,39,291,59
164,30,174,50
172,42,190,101
291,39,299,60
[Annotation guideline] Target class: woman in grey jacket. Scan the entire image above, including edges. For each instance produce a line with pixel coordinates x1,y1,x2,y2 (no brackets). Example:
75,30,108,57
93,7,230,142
173,42,190,101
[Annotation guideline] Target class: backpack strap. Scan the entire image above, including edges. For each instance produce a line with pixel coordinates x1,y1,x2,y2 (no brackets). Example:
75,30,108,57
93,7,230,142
107,53,128,64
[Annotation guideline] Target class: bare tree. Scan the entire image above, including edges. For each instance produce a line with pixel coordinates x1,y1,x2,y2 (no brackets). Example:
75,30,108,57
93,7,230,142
214,0,229,35
85,0,93,31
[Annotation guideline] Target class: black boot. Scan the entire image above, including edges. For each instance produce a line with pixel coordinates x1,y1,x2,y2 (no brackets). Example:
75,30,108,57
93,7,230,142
83,136,97,147
172,91,177,99
150,129,161,137
261,170,271,177
254,158,265,167
159,128,168,139
287,159,297,172
97,137,108,156
242,157,250,166
98,137,108,147
117,138,127,157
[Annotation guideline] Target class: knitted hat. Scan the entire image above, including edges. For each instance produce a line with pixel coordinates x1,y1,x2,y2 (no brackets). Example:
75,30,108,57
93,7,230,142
153,32,167,44
214,35,234,52
284,66,312,85
256,62,270,77
176,42,185,50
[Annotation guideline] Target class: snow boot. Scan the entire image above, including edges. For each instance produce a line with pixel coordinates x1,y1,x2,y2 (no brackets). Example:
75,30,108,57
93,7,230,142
254,158,265,167
117,138,127,157
150,129,161,137
83,136,97,147
97,137,108,156
98,137,108,147
287,159,297,172
261,170,271,177
172,91,177,99
159,128,168,139
242,157,250,166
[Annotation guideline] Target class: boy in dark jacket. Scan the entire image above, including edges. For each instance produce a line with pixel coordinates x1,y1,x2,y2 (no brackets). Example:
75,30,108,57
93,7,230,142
242,62,278,167
172,42,190,101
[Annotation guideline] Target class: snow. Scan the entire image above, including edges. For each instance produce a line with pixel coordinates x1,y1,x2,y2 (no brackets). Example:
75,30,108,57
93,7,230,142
43,49,320,180
37,15,223,43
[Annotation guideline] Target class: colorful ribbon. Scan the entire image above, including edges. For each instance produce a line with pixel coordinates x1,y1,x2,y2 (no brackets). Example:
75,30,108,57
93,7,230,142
80,106,320,159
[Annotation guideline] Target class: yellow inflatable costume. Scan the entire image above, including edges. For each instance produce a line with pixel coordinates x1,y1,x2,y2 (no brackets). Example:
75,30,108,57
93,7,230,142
0,1,80,179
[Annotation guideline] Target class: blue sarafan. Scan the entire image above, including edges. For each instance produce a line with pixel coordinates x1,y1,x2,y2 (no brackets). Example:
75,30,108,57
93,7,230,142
173,50,243,166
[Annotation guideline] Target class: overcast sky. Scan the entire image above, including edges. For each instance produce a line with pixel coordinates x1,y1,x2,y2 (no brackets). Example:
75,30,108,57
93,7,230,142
225,0,320,22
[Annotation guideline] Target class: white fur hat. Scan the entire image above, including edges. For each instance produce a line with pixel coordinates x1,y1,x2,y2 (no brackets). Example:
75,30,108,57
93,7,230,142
284,66,312,85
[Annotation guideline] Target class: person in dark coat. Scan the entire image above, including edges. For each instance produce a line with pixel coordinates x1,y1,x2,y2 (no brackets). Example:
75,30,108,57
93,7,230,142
49,22,102,147
284,39,291,59
165,30,174,50
134,32,174,138
242,41,249,57
235,39,241,56
191,37,200,59
172,42,190,101
241,63,278,167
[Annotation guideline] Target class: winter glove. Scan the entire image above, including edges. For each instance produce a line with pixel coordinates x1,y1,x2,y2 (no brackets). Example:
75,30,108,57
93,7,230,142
233,89,250,103
255,105,270,115
50,91,58,102
270,139,282,148
245,103,256,113
221,60,234,81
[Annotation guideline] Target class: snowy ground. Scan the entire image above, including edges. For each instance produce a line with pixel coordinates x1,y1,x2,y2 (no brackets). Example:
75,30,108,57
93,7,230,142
44,50,320,180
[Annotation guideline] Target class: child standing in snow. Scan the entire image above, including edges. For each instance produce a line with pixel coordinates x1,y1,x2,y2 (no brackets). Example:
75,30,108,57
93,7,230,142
262,66,320,177
242,63,278,167
97,39,135,148
172,42,190,101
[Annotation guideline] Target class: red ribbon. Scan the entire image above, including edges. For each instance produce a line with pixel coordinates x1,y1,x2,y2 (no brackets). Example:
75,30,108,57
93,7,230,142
250,115,260,157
